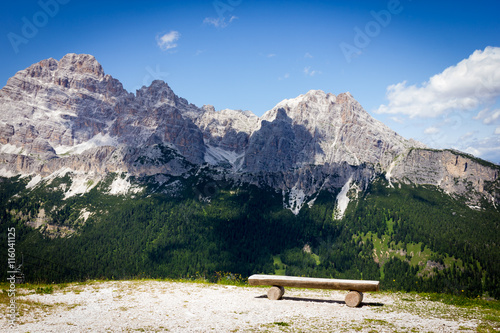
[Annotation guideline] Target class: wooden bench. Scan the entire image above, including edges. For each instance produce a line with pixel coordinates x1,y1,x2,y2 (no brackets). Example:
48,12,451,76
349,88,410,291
248,274,380,307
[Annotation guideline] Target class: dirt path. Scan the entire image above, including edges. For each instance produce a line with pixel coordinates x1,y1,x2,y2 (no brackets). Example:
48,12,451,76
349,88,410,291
3,280,483,332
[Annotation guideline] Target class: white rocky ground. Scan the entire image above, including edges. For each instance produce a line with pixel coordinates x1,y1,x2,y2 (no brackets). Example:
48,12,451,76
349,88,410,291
2,280,485,332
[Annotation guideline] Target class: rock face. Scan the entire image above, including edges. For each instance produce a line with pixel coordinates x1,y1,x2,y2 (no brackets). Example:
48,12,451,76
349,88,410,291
388,149,499,205
243,90,415,172
0,54,206,166
197,107,259,154
0,54,121,152
0,54,498,210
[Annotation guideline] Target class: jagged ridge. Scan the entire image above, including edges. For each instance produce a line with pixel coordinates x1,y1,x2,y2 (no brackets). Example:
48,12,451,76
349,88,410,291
0,53,498,213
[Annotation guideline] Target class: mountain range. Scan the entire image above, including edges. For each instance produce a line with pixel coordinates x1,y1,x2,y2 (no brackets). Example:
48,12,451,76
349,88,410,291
1,53,498,217
1,54,500,298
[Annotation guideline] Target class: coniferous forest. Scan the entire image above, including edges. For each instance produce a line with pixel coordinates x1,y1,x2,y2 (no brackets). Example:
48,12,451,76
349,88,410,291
1,173,499,299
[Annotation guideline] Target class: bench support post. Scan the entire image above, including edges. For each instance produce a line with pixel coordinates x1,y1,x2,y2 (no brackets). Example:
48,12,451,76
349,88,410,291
267,286,285,300
345,290,363,307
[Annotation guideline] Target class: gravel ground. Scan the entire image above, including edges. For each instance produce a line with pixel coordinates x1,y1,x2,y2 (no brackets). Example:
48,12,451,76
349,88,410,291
2,280,483,332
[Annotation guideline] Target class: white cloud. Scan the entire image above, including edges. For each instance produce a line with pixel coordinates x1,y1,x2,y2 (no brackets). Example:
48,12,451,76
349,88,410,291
304,52,313,58
376,47,500,118
267,53,276,58
424,126,440,134
304,67,321,77
464,146,482,157
460,131,475,140
475,108,500,124
462,135,500,163
496,127,500,135
156,31,180,51
203,17,223,27
203,15,238,28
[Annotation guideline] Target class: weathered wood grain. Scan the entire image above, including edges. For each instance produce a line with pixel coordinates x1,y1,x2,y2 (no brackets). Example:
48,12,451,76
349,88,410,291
248,274,379,292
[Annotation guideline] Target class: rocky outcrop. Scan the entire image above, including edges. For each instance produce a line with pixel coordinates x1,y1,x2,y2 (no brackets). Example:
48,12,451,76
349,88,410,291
388,149,499,204
0,54,208,165
196,107,259,154
0,54,126,154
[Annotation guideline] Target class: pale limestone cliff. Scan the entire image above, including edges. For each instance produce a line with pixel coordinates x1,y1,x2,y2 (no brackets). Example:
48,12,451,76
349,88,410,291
0,54,498,211
389,149,499,204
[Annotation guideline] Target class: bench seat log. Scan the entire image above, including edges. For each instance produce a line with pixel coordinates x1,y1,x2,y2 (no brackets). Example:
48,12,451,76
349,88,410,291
248,274,380,292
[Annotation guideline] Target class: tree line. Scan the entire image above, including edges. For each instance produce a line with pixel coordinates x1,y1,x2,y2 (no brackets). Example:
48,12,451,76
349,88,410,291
0,175,498,299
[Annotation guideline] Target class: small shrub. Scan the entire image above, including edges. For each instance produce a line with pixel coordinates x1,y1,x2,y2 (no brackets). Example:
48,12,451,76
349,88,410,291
35,286,54,294
274,322,290,327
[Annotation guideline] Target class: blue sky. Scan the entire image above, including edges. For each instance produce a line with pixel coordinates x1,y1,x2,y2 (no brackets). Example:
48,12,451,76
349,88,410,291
2,0,500,163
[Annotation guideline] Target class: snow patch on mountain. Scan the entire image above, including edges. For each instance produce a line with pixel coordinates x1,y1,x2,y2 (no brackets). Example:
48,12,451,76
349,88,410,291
334,176,353,220
26,174,43,189
63,172,100,199
204,145,243,167
108,175,142,195
385,153,407,188
1,143,25,155
0,168,17,178
21,167,102,199
55,133,118,155
284,185,306,215
307,196,318,208
79,208,92,222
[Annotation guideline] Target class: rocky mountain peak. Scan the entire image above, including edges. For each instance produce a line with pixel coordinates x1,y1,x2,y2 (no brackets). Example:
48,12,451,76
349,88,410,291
202,105,216,113
195,106,260,158
302,89,335,103
23,58,58,79
336,92,353,104
136,80,176,106
264,90,337,123
3,53,121,98
283,89,336,104
135,80,200,118
273,107,291,122
57,53,105,78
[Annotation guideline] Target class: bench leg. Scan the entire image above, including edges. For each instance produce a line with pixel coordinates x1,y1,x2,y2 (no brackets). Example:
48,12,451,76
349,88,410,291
345,291,363,307
267,286,285,300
